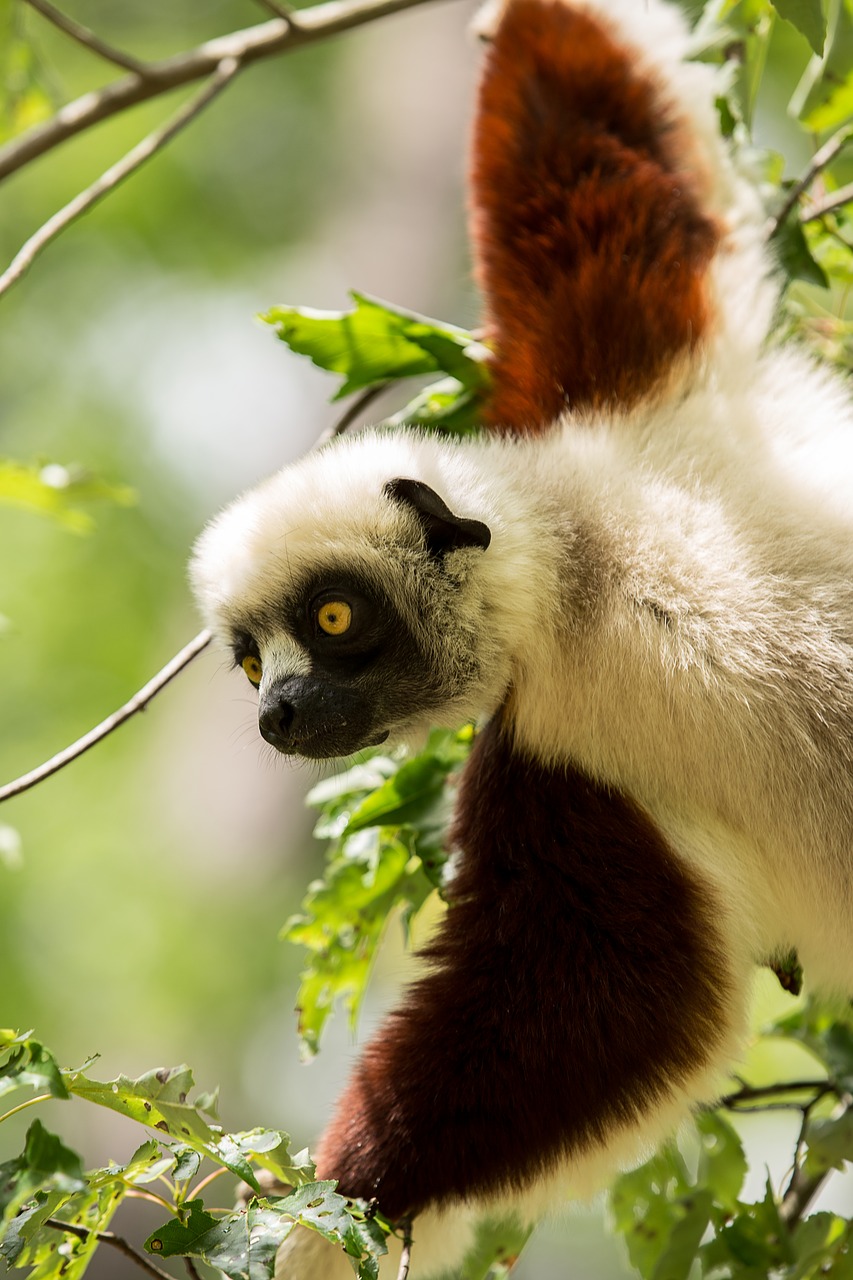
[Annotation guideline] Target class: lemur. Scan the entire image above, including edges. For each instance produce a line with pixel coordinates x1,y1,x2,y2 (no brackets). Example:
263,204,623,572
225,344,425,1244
190,0,853,1273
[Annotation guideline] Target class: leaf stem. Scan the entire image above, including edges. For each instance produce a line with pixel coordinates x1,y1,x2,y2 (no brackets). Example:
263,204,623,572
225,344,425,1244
187,1165,228,1202
0,1092,52,1125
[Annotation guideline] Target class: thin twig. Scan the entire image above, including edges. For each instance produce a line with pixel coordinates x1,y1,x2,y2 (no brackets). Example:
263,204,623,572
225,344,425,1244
802,181,853,225
317,383,389,445
44,1219,177,1280
23,0,148,74
0,630,212,804
0,0,449,184
184,1258,204,1280
0,57,241,302
720,1079,834,1107
396,1216,413,1280
769,122,853,237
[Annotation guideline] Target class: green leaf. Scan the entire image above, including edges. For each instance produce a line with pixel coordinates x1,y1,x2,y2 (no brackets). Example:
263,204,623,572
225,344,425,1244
284,828,432,1058
65,1063,271,1193
146,1187,388,1280
0,461,135,533
0,1031,69,1101
790,0,853,128
789,1212,847,1279
704,1177,794,1273
771,0,827,52
610,1144,693,1278
285,728,472,1056
772,999,853,1089
696,1112,747,1212
384,376,489,437
0,1134,171,1279
261,292,489,402
774,214,830,287
456,1215,534,1280
806,1109,853,1174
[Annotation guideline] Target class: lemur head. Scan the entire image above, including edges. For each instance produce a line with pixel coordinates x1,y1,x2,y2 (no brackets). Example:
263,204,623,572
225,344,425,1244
189,430,523,760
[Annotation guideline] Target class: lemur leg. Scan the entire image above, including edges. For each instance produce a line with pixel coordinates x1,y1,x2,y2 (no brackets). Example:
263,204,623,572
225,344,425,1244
282,717,749,1277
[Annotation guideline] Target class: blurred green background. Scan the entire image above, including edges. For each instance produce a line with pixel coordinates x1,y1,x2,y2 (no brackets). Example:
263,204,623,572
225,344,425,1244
0,0,849,1275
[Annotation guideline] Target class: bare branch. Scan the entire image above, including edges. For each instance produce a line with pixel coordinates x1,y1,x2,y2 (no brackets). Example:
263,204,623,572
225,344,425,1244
768,122,853,237
721,1079,835,1108
802,181,853,225
396,1217,413,1280
0,630,212,804
23,0,148,75
0,57,241,302
44,1219,177,1280
0,0,449,184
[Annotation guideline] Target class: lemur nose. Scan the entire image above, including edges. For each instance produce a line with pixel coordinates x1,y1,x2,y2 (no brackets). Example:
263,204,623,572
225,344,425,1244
258,695,295,747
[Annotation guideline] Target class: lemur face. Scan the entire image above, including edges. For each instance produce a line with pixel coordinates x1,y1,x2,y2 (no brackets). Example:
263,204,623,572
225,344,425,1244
190,450,493,760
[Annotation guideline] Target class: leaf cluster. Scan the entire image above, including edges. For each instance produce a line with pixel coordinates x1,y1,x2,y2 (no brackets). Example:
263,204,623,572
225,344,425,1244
610,999,853,1280
0,1030,390,1280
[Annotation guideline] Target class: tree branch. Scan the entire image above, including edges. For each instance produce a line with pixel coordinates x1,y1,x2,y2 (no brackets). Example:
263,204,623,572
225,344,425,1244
0,57,241,302
23,0,148,75
396,1216,413,1280
0,630,212,804
769,122,853,237
0,0,449,185
720,1079,835,1108
802,181,853,225
44,1219,177,1280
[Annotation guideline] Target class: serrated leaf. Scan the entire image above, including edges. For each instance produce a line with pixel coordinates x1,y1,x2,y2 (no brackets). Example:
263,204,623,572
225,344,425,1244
261,292,488,402
705,1178,794,1273
284,829,431,1057
383,376,489,437
771,0,827,52
610,1145,693,1277
65,1063,267,1192
0,1031,68,1101
146,1187,388,1280
806,1109,853,1174
171,1145,202,1185
789,1212,846,1279
286,729,471,1055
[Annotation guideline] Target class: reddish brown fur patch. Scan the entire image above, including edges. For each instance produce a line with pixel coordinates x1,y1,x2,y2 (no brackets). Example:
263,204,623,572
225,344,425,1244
470,0,719,432
314,716,730,1219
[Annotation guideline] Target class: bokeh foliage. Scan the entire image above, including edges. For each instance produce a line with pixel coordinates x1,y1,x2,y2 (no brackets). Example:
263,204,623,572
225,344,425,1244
1,0,853,1276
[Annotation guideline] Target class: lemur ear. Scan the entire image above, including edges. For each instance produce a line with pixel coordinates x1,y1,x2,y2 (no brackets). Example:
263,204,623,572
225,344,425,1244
385,478,491,557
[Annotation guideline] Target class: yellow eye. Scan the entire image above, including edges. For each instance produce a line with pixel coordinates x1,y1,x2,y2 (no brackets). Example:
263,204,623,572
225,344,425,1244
317,600,352,636
241,655,263,686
